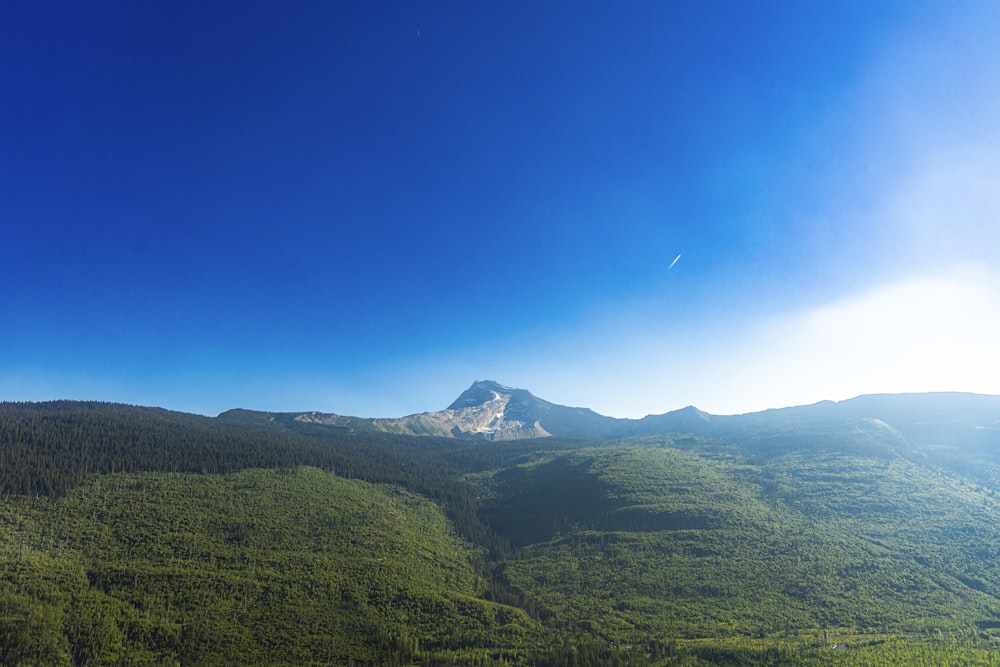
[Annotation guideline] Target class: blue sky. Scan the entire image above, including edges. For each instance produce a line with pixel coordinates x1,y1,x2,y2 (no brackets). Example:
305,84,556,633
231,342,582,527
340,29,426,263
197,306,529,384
3,2,1000,418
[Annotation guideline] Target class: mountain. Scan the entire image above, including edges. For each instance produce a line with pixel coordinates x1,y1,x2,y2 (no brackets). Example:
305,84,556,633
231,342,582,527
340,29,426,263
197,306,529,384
271,380,622,441
443,380,621,439
250,380,733,441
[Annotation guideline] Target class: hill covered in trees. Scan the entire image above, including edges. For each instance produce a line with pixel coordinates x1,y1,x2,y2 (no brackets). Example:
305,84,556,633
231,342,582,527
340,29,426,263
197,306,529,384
2,395,1000,665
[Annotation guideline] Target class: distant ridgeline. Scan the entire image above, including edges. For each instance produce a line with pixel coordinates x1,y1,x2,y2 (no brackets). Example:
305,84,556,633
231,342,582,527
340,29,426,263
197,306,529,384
2,388,1000,665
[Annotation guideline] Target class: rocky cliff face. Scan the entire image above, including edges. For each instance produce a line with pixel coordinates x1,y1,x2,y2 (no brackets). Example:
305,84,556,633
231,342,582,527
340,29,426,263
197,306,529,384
439,381,552,439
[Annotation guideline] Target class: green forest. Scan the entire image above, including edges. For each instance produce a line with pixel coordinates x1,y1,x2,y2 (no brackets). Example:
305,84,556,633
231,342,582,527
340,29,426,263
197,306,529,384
3,401,1000,665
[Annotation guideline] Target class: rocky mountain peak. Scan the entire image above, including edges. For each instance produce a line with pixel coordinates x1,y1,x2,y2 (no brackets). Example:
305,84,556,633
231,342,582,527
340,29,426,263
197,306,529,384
447,380,524,411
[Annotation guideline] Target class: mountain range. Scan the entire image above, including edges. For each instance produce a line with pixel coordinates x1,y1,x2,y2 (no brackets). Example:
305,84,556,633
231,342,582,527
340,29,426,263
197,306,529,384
223,379,1000,448
213,380,1000,491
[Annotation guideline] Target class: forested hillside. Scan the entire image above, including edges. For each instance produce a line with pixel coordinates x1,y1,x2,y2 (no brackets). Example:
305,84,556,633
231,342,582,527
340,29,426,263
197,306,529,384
3,400,1000,665
486,445,1000,636
0,467,539,665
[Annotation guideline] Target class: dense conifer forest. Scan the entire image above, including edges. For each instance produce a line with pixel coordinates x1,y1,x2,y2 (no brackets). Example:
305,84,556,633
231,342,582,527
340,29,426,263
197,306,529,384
3,400,1000,665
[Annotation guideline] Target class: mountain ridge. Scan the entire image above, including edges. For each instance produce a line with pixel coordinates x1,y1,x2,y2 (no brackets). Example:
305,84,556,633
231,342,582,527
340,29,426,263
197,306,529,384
227,381,1000,447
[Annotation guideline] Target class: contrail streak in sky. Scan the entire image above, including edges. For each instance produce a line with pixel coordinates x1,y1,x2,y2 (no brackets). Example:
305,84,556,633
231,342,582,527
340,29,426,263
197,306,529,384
668,254,681,271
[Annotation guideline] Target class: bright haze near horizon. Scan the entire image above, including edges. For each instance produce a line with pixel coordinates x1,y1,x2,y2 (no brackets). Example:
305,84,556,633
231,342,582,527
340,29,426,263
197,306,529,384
3,2,1000,419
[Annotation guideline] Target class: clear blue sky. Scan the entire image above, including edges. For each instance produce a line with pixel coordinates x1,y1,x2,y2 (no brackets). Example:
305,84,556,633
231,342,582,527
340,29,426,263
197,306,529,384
3,2,1000,418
